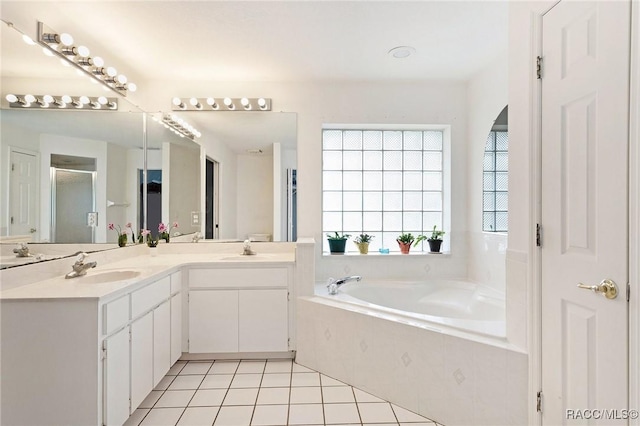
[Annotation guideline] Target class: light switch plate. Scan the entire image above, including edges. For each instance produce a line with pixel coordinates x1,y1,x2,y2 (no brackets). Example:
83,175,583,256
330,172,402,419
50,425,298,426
87,212,98,227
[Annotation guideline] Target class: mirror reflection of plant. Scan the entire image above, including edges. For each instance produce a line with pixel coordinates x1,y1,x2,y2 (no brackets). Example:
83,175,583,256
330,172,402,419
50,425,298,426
141,229,158,247
159,222,179,243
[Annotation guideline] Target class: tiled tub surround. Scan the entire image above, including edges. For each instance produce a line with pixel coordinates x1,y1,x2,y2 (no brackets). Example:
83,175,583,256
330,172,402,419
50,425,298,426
296,297,528,426
126,359,442,426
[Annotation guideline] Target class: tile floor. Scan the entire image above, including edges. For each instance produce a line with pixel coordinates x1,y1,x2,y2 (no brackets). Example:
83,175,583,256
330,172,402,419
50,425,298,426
124,359,443,426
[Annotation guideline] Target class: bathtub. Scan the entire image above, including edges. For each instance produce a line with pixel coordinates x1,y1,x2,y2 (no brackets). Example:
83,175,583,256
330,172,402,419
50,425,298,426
296,280,527,425
316,279,506,338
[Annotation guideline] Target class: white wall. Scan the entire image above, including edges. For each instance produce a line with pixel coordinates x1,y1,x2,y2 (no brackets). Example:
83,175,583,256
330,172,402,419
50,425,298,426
236,153,273,240
106,142,129,243
466,49,508,292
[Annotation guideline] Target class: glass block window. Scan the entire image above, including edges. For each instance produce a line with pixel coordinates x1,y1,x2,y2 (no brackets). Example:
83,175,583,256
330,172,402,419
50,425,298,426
483,131,508,232
322,128,445,253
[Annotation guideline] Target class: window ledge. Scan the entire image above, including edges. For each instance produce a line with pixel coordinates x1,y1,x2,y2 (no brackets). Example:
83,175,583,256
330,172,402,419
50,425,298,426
322,251,451,257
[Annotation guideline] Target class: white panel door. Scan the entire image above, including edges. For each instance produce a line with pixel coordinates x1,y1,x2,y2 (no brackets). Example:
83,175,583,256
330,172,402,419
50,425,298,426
239,289,288,352
153,301,171,386
189,290,239,353
103,326,130,426
131,311,153,412
9,149,38,238
541,1,630,424
170,293,182,364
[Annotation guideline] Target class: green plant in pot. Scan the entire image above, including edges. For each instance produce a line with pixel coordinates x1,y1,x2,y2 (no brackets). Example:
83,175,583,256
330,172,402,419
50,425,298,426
396,232,427,254
327,232,350,254
354,233,374,254
427,225,445,253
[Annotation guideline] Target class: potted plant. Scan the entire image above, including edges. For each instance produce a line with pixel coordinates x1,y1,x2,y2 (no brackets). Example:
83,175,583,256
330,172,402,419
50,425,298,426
327,232,351,254
354,233,374,254
396,232,427,254
427,225,445,253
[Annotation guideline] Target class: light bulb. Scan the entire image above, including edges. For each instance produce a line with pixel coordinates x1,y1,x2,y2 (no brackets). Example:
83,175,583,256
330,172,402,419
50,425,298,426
22,34,35,45
106,67,117,77
59,33,74,46
117,74,127,84
258,98,267,108
189,97,201,108
25,94,36,103
77,45,90,57
127,82,137,92
93,56,104,67
98,96,108,105
43,95,54,104
172,97,183,106
240,98,249,106
6,94,18,103
42,47,54,57
224,97,232,106
61,95,73,104
79,96,90,105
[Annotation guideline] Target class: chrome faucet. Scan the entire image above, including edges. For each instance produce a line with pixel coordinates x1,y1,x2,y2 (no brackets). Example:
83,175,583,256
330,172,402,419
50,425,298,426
65,252,97,279
13,242,31,257
191,232,203,243
327,275,362,295
242,239,256,255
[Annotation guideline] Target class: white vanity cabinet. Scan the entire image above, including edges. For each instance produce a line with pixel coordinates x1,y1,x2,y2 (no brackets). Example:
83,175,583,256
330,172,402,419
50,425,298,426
188,266,292,355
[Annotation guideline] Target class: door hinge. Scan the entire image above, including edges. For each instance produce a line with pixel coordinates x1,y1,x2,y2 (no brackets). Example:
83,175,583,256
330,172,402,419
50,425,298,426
537,390,543,413
536,56,543,79
10,217,14,225
536,224,542,247
129,328,132,342
287,337,291,349
287,291,290,301
11,163,15,172
101,347,107,360
627,282,631,302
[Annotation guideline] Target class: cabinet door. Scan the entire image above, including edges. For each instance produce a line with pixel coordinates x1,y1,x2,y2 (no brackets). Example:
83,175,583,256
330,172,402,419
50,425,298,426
103,326,130,426
131,311,153,412
170,293,182,364
189,290,239,353
153,301,171,386
239,289,288,352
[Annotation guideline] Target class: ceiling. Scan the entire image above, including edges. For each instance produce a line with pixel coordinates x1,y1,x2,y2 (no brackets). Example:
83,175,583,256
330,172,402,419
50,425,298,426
0,1,507,153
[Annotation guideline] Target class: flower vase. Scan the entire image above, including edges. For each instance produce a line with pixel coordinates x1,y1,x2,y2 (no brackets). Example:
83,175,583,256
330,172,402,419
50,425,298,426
118,234,127,247
163,232,170,243
149,247,158,257
355,242,369,254
397,241,412,254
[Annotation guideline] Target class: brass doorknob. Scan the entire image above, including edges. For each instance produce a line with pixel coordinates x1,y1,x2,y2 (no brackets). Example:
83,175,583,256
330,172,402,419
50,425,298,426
577,279,618,299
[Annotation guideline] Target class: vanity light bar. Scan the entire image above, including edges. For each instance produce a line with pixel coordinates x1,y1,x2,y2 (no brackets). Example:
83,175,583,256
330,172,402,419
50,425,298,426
4,93,118,110
171,97,271,112
159,114,201,140
37,21,137,97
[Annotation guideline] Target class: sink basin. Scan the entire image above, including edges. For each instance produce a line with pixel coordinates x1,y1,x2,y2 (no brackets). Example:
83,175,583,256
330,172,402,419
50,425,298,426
76,270,141,284
220,254,275,261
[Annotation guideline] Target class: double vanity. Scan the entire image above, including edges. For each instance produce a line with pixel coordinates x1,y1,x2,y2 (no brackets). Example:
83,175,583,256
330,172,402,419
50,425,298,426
0,240,311,426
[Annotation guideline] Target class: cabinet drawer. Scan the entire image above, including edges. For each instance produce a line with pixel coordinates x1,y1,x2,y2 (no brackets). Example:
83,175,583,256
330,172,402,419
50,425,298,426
132,276,170,319
170,271,182,295
189,268,288,289
103,295,130,335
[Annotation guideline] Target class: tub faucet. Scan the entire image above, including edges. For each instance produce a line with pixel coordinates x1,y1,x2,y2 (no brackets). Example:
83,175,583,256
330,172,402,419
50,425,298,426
65,252,97,279
327,275,362,295
13,242,31,257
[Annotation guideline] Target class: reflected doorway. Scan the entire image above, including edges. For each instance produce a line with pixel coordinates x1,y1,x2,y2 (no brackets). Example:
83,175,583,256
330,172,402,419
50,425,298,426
140,170,162,237
206,158,219,239
50,154,96,243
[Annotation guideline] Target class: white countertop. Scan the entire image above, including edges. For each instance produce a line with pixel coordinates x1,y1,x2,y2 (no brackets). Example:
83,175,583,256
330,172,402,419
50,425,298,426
0,252,295,301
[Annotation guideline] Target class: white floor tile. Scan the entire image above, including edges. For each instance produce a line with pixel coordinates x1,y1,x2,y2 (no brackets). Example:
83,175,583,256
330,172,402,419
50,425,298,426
288,403,324,425
230,373,263,388
154,390,196,408
180,362,213,375
358,402,398,424
260,372,291,387
167,361,187,375
257,387,290,405
324,403,361,424
154,376,176,391
201,374,234,389
177,407,220,426
264,359,293,373
168,374,205,390
251,404,289,425
223,388,259,406
291,372,321,387
189,389,226,407
214,405,254,426
320,375,348,387
289,387,322,404
139,390,163,409
237,360,266,373
322,386,355,403
392,404,431,423
209,361,240,374
140,407,184,426
123,408,149,426
354,388,385,403
292,363,315,373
